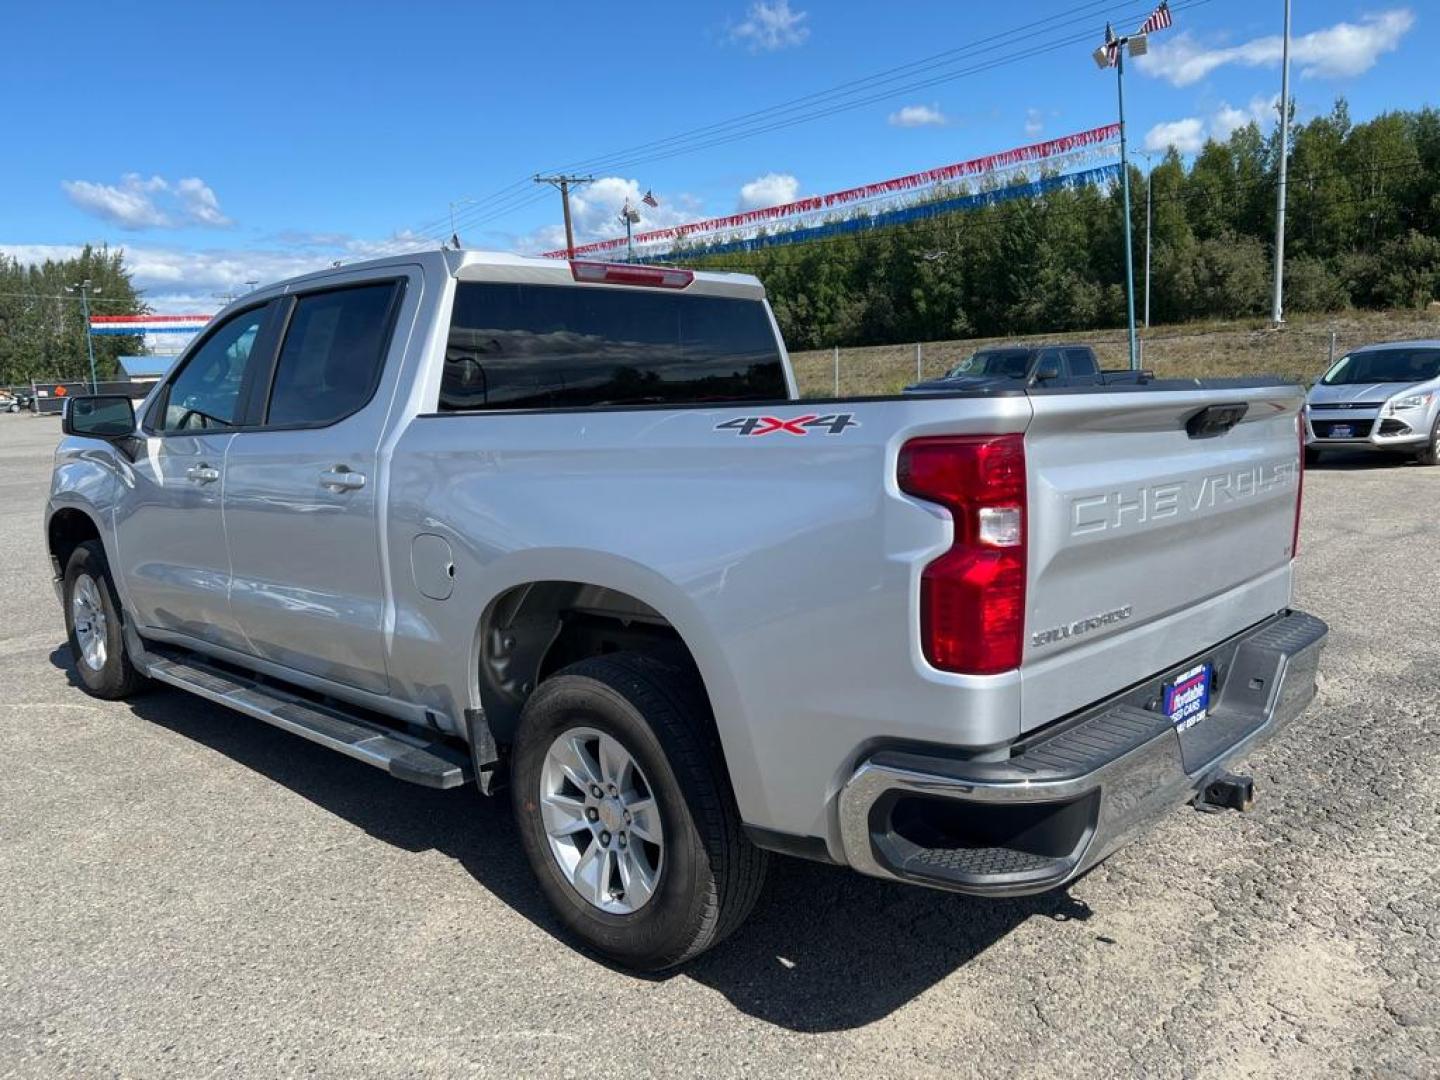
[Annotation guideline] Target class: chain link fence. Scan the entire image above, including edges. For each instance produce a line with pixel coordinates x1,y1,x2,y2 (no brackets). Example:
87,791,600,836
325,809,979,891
789,312,1440,398
2,379,156,415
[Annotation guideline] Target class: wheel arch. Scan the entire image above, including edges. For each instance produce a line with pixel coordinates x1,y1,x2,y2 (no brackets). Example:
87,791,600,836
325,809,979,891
465,555,763,822
47,505,106,578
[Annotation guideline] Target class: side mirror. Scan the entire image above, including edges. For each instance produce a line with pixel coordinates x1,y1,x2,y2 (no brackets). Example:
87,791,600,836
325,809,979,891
1035,360,1062,382
63,395,136,438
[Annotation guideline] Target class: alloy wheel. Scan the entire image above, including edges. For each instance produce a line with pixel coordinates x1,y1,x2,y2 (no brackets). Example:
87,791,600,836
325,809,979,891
71,572,108,672
539,726,664,914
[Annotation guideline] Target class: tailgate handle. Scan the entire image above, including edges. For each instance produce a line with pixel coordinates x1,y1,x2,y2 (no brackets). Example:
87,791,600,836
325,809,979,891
1186,403,1249,439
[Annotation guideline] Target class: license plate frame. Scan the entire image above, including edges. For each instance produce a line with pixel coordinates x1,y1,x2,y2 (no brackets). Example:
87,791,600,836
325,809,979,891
1329,423,1354,438
1164,662,1212,733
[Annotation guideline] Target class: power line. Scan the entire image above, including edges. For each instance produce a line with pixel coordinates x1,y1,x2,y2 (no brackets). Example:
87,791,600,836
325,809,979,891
549,0,1129,175
427,0,1212,241
0,291,152,305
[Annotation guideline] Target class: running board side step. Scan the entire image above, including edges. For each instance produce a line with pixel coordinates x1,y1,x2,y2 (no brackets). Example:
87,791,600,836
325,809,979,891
144,654,472,789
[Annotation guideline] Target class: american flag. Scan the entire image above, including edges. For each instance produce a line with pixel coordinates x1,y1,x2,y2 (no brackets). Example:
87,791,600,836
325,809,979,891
1103,22,1119,67
1138,1,1172,35
641,189,659,208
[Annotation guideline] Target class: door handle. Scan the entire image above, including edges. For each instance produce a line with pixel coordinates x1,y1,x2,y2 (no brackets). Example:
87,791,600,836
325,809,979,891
320,466,367,491
186,464,220,484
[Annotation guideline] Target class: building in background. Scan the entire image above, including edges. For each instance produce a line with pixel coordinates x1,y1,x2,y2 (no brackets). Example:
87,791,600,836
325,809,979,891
116,355,176,386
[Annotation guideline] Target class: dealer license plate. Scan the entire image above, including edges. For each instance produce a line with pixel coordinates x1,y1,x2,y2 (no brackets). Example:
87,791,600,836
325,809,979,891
1164,662,1212,733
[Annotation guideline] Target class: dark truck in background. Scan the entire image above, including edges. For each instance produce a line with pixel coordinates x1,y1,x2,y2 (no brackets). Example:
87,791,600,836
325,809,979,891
906,343,1151,393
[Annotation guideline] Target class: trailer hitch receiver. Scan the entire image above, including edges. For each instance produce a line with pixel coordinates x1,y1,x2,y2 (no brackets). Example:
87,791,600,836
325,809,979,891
1198,770,1255,812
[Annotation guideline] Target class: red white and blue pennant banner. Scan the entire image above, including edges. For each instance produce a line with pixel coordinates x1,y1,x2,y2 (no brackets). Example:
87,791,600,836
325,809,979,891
543,123,1121,261
89,314,213,336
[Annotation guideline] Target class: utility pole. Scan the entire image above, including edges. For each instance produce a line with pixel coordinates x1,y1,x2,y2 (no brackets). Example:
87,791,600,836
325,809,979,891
1271,0,1292,325
534,174,595,259
65,279,101,391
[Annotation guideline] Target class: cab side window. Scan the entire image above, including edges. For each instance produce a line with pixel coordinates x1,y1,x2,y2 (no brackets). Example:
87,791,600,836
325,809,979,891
264,282,400,428
1035,349,1064,381
1066,349,1099,377
154,305,269,432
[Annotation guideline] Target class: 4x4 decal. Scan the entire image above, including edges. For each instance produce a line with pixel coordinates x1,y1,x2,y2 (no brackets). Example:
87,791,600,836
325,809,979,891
715,413,859,437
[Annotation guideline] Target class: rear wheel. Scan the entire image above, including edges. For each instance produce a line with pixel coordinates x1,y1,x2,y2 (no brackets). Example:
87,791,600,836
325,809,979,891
1415,415,1440,466
63,541,147,699
510,652,767,970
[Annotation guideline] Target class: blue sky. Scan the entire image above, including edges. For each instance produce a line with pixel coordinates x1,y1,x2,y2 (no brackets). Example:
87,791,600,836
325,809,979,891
1,0,1428,310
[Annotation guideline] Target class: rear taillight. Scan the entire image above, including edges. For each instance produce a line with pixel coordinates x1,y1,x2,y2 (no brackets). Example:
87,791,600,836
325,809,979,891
1293,410,1305,558
570,261,694,289
898,434,1027,675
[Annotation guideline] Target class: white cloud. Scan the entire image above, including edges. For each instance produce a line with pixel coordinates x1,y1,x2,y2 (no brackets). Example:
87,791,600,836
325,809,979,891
508,177,703,253
730,1,809,52
1210,95,1280,141
174,178,232,227
1024,108,1045,137
1136,9,1414,87
0,231,431,312
1143,118,1205,155
888,104,947,128
1145,95,1284,154
60,173,234,230
61,174,171,229
565,178,698,242
737,172,799,210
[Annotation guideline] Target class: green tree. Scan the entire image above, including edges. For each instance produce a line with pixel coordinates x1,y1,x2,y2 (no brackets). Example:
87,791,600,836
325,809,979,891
0,245,146,386
688,100,1437,349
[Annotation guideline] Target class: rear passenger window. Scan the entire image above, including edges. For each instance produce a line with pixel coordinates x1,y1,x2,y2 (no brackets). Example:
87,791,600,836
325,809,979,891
440,282,786,411
1065,349,1099,377
265,282,400,427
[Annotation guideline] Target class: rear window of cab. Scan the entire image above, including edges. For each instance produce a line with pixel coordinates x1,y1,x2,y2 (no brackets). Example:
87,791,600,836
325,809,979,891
440,282,786,411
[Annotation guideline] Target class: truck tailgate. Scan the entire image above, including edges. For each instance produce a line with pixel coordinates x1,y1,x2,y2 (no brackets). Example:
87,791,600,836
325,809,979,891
1020,384,1303,732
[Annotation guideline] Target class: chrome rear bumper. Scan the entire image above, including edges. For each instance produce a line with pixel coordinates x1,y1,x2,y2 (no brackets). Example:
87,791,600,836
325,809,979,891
838,610,1328,896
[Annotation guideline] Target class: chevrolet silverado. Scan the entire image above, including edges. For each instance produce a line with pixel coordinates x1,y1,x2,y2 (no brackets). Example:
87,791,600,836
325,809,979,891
47,249,1326,969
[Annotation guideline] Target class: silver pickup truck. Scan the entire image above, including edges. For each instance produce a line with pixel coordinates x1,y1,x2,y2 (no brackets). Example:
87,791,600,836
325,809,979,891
48,250,1326,970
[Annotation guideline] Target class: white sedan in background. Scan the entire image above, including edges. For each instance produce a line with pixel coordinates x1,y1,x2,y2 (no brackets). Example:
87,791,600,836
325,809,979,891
1305,340,1440,466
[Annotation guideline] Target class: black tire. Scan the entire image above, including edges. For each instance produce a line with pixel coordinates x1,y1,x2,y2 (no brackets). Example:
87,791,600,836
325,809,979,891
62,540,147,700
510,652,768,970
1415,415,1440,466
1304,446,1323,467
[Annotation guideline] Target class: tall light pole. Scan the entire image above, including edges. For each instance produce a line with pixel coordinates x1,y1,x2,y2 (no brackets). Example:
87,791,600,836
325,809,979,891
65,279,101,391
1094,27,1149,370
1271,0,1292,325
618,201,641,262
1135,150,1156,328
1094,4,1172,369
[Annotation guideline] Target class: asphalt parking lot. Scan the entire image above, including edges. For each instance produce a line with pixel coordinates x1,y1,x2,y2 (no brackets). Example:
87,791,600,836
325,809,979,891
1,412,1436,1079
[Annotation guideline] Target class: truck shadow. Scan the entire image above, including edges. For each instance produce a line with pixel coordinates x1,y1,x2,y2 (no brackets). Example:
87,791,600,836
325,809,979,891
51,647,1088,1033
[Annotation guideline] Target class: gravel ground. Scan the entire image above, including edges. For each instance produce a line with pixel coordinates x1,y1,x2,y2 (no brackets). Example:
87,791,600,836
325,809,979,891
1,413,1435,1079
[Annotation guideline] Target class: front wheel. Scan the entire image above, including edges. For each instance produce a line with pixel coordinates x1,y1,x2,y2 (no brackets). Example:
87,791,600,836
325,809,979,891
1415,415,1440,466
63,540,147,699
510,652,767,970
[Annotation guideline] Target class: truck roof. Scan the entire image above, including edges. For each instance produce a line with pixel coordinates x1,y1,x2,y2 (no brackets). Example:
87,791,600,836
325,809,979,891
248,247,766,302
